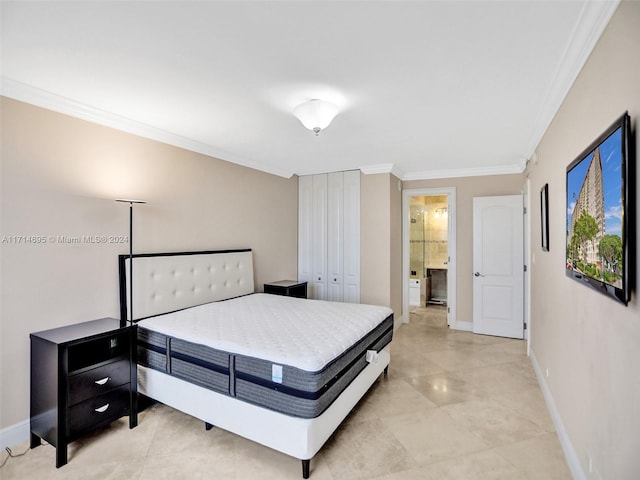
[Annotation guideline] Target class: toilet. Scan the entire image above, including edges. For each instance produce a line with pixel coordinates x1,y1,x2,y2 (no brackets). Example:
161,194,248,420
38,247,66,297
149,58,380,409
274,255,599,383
409,279,421,306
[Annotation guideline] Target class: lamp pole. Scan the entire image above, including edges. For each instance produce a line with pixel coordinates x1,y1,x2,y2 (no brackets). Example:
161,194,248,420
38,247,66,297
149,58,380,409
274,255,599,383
116,199,146,324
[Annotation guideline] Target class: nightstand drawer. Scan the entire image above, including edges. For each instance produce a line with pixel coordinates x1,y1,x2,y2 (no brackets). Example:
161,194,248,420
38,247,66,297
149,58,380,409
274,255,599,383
68,358,130,406
68,331,130,372
68,384,130,438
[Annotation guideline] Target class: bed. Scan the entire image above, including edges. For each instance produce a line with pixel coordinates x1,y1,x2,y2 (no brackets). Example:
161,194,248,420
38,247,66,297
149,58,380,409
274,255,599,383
119,249,393,478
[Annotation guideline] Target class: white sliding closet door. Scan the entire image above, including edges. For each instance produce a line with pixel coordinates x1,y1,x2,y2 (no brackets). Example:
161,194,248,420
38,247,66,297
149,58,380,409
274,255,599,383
298,171,360,303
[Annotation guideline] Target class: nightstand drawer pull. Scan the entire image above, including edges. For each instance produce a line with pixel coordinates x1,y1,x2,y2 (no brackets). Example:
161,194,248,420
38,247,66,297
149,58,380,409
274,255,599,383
94,377,110,386
68,359,130,405
94,404,110,413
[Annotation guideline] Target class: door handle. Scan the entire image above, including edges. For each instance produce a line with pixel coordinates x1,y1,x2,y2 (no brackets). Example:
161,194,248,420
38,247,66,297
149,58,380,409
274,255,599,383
474,272,484,277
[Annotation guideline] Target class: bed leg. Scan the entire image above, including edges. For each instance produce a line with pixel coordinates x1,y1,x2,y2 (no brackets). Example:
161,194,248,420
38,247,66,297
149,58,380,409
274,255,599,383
205,422,213,431
384,365,389,376
302,459,310,479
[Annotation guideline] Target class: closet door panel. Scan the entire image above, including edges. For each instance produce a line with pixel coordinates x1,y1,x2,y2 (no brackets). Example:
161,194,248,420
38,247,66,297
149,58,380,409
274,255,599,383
311,174,328,300
327,172,344,302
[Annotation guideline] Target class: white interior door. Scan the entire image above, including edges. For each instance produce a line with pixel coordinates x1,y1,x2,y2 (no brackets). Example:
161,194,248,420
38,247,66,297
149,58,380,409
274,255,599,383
472,195,524,338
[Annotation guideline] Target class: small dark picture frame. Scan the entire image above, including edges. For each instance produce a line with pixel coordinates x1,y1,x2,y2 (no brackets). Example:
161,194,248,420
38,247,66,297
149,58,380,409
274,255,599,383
540,183,549,251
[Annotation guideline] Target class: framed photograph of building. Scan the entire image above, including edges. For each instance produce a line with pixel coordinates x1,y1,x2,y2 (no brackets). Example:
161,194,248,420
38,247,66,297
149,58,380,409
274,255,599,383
565,112,632,305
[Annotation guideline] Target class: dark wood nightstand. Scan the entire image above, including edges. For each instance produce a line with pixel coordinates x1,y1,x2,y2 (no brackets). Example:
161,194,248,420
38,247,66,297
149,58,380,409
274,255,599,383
264,280,308,298
30,317,137,467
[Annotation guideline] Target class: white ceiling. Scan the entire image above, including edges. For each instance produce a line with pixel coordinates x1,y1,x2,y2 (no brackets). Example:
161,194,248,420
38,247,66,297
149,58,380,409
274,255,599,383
1,1,619,179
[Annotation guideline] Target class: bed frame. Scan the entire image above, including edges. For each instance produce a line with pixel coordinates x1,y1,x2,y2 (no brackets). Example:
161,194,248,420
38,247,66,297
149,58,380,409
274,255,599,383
119,249,390,478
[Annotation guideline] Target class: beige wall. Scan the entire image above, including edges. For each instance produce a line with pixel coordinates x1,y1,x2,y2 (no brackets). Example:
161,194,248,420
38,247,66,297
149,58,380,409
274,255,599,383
526,2,640,477
0,98,298,430
360,173,403,324
403,174,524,323
361,173,391,306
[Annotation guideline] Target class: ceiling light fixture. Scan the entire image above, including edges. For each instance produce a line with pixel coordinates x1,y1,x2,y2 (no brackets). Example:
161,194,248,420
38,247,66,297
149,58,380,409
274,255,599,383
434,207,448,219
293,99,339,136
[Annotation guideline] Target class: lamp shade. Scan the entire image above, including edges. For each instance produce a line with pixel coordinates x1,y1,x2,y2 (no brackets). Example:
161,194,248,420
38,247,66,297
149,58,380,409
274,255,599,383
293,99,339,135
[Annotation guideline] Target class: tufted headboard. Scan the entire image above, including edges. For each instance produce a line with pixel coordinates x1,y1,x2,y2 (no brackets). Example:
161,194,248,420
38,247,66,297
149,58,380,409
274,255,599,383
118,249,254,322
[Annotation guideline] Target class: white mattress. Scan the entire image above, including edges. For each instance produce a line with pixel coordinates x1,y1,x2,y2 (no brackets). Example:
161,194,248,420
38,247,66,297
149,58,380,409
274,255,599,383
137,293,393,372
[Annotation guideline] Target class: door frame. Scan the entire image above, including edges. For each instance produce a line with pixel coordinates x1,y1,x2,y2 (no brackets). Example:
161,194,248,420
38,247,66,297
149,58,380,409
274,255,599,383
402,187,457,328
523,179,531,353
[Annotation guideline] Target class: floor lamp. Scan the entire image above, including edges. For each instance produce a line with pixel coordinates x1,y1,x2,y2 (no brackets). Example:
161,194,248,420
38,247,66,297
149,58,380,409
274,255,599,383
116,199,146,325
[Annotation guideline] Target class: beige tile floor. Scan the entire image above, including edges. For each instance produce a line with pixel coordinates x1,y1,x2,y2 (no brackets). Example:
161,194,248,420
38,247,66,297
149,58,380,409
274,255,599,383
1,306,571,479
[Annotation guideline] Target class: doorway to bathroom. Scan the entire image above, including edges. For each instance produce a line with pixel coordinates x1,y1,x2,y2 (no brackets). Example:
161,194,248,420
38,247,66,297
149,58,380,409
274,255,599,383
402,187,456,328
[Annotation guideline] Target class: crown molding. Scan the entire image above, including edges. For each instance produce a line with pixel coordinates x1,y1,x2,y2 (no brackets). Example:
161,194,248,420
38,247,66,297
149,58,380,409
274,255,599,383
402,163,525,181
524,0,620,156
359,163,394,175
359,163,405,179
0,77,295,179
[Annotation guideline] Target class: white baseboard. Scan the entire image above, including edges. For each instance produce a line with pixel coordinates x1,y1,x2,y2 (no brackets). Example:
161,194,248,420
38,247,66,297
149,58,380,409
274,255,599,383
0,419,30,450
529,349,585,480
